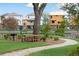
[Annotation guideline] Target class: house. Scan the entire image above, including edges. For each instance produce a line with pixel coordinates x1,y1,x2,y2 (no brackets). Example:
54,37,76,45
0,13,23,30
48,11,65,26
48,11,65,30
22,13,35,30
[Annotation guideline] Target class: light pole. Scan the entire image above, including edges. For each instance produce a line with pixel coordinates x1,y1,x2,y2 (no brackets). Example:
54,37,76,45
19,25,23,34
18,16,23,34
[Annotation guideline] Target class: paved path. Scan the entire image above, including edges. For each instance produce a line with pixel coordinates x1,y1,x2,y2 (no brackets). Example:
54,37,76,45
1,38,78,56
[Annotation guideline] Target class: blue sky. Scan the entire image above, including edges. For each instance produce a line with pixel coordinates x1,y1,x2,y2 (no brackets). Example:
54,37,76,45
0,3,63,16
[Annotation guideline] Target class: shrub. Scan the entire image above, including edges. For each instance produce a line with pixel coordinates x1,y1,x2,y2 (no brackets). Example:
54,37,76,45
53,36,59,41
48,35,60,41
17,34,33,38
40,14,52,41
40,24,51,41
17,34,23,39
69,46,79,56
4,34,11,40
55,20,66,36
55,28,65,36
40,35,47,42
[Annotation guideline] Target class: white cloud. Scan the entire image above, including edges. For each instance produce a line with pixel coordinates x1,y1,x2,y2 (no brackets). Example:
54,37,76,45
25,3,33,7
49,10,67,15
55,3,65,9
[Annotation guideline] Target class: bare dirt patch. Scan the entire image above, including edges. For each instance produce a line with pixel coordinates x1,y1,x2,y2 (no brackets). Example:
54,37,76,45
45,39,65,45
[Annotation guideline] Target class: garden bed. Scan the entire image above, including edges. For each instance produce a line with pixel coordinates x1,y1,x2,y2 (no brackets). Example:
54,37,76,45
45,39,65,45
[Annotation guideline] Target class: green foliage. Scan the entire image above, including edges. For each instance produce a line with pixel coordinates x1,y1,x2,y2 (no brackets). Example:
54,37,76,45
42,14,48,25
41,24,51,34
59,20,66,28
17,34,32,39
62,3,79,26
55,20,66,36
62,3,77,15
4,34,11,40
48,35,60,40
53,36,60,41
17,34,23,39
40,14,52,41
55,28,65,36
40,24,51,41
69,46,79,56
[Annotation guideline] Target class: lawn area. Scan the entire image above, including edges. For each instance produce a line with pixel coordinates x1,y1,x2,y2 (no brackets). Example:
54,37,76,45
29,44,79,56
0,39,48,54
74,38,79,42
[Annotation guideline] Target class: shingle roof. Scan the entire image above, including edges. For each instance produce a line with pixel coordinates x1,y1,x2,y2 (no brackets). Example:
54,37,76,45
2,13,22,16
49,11,65,15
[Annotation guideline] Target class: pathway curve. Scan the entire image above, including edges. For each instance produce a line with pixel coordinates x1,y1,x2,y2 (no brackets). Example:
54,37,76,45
1,38,78,56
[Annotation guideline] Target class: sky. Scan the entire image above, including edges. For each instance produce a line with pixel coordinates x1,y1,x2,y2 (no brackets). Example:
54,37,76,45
0,3,63,16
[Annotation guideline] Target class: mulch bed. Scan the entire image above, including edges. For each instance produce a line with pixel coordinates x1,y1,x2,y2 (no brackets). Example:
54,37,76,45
17,38,65,45
45,39,65,45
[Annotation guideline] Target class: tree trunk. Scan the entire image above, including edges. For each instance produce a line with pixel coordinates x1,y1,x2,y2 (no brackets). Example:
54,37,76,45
32,3,47,38
33,14,41,35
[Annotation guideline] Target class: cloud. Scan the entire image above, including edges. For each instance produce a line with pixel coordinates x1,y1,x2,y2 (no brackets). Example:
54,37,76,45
49,10,67,15
55,3,65,9
25,3,33,7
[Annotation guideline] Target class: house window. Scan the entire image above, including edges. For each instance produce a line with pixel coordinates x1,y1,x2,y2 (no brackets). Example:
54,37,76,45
23,23,26,25
52,20,55,23
50,16,52,18
58,21,61,23
27,26,31,29
31,21,33,23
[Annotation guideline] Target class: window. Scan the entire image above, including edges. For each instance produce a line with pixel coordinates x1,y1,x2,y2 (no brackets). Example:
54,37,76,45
31,21,33,23
58,21,61,23
23,23,26,25
52,20,55,23
50,16,52,18
27,26,31,29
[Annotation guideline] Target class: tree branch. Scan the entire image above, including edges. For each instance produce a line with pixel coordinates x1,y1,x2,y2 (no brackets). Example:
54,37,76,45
39,3,47,15
32,3,39,10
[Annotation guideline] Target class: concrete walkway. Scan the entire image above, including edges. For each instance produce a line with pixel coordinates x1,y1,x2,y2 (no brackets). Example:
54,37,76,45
1,38,78,56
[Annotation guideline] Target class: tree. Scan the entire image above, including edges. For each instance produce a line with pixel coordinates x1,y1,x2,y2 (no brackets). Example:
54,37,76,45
61,3,79,30
2,17,18,30
32,3,47,36
40,14,51,41
55,20,66,36
42,14,49,25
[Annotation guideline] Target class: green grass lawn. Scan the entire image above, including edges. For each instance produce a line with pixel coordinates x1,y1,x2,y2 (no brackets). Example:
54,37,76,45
74,38,79,42
0,39,48,54
29,44,79,56
29,38,79,56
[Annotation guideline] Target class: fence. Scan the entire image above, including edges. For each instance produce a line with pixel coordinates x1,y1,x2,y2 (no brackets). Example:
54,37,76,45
0,26,79,39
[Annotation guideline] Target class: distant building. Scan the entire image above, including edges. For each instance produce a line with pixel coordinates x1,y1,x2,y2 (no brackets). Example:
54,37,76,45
49,11,65,26
22,13,35,30
0,13,22,30
0,12,66,30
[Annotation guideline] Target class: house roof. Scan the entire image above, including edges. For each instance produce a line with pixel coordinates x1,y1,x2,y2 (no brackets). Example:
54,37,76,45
49,11,65,15
2,13,22,16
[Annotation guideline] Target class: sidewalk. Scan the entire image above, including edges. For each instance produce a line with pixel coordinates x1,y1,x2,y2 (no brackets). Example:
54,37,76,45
1,38,78,56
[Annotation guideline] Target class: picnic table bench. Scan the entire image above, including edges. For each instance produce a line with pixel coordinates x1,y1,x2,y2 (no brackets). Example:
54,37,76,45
21,34,41,42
